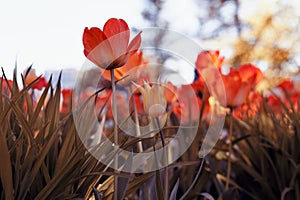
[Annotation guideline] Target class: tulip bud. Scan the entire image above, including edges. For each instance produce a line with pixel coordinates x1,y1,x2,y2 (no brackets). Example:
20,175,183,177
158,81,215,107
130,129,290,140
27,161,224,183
135,82,167,118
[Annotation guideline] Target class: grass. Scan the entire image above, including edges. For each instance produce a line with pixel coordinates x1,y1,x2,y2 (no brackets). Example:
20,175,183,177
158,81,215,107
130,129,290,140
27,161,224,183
0,69,299,199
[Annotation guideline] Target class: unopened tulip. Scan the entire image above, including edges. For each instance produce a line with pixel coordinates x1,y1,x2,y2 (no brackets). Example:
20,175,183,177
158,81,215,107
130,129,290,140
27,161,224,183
135,82,167,118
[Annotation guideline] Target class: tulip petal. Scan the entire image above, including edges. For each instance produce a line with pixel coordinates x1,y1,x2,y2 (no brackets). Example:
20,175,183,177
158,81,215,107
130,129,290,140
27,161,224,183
83,27,115,69
85,38,115,69
83,27,107,56
277,79,294,92
127,31,142,56
231,83,252,106
195,50,224,70
238,64,264,85
103,18,129,38
104,18,130,60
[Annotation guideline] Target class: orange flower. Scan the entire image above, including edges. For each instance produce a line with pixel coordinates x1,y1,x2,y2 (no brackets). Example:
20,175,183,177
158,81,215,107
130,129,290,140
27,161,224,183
221,64,263,107
61,89,73,114
222,70,252,107
238,64,264,85
194,50,225,92
172,93,202,123
1,77,13,96
195,50,224,70
129,93,145,115
267,79,299,113
277,79,294,92
101,51,145,86
83,18,142,70
24,68,47,90
94,90,113,119
233,92,263,119
164,82,177,104
169,84,203,123
194,50,263,109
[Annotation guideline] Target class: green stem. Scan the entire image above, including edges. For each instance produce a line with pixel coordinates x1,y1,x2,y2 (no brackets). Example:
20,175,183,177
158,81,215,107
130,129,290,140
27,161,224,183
111,69,118,200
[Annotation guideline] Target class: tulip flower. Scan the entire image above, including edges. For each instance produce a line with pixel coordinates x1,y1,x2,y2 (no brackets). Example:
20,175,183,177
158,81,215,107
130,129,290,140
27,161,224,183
194,50,225,92
61,89,73,114
171,84,202,123
129,93,145,115
232,92,263,119
237,64,264,85
23,68,47,90
83,18,142,70
135,82,167,118
83,20,142,183
195,50,224,70
277,79,294,92
222,70,252,107
221,64,263,107
267,79,299,113
0,77,13,97
164,81,177,104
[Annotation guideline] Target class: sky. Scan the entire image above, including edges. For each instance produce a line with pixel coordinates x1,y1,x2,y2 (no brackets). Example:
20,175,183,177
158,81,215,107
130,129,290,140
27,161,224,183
0,0,145,78
1,0,300,80
0,0,201,79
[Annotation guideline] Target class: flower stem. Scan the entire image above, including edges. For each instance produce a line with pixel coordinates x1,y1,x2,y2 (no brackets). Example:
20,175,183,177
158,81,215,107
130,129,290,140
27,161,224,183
225,111,233,190
155,117,168,199
111,69,118,200
155,117,165,147
130,85,143,152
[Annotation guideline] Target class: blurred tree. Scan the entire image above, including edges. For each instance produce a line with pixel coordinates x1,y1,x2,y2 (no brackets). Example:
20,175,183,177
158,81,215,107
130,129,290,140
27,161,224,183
141,0,300,77
141,0,169,62
142,0,167,27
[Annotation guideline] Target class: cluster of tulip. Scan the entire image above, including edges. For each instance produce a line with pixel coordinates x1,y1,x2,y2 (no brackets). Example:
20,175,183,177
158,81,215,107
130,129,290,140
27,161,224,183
2,18,300,199
2,18,299,125
80,18,300,127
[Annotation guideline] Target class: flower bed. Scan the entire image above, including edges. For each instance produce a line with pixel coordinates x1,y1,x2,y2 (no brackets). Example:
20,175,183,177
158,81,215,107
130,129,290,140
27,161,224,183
0,18,299,200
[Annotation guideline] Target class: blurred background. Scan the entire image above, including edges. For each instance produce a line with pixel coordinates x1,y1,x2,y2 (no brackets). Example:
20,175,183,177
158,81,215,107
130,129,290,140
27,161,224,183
1,0,300,87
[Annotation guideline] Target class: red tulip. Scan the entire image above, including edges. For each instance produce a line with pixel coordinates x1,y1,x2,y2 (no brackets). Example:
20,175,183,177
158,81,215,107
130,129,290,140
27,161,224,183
61,89,73,114
267,79,299,113
195,50,224,70
232,92,263,119
83,18,142,70
164,82,177,104
277,79,294,92
238,64,264,85
171,84,201,123
129,93,145,115
221,64,263,107
94,90,129,120
172,95,202,123
1,77,13,96
194,50,225,93
24,68,47,90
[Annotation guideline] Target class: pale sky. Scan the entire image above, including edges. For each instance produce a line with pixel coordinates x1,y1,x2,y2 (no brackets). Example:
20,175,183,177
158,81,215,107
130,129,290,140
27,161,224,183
1,0,299,80
0,0,203,79
0,0,145,78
